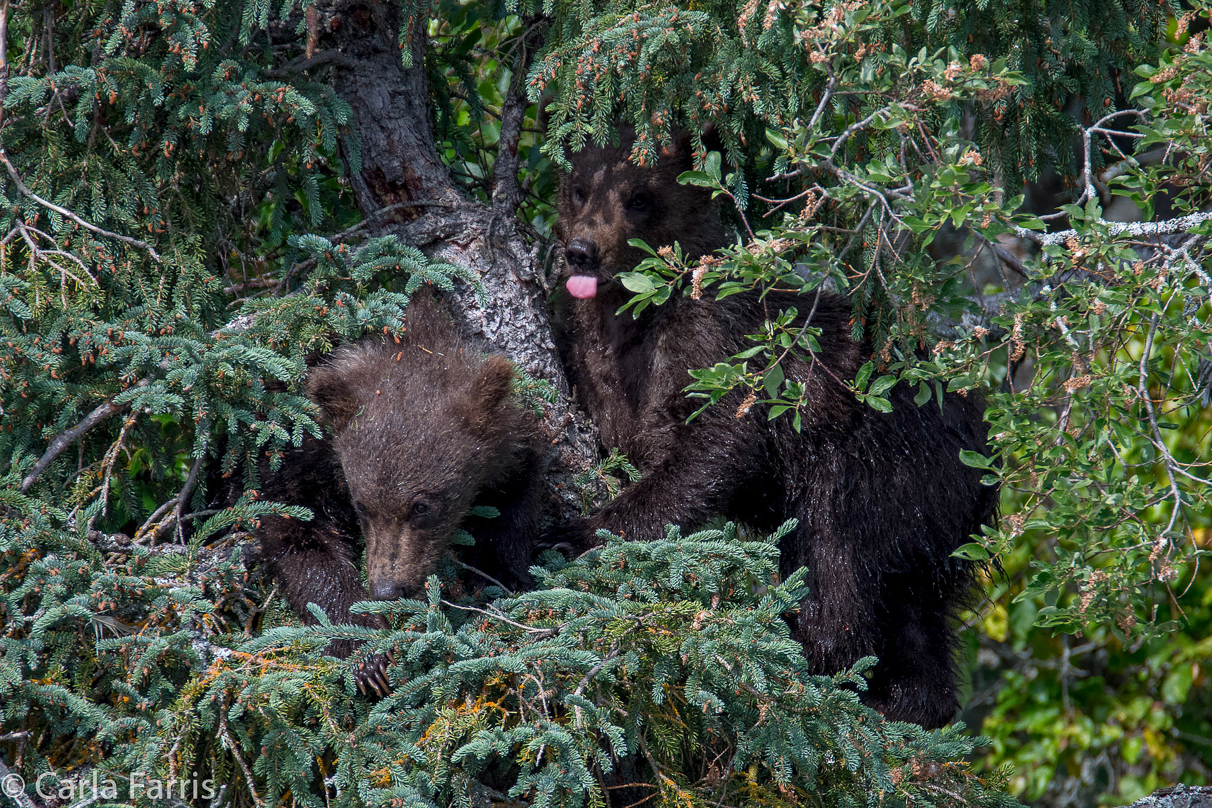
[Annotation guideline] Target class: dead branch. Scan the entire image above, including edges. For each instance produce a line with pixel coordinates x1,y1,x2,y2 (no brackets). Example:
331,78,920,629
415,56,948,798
19,380,147,492
0,147,162,261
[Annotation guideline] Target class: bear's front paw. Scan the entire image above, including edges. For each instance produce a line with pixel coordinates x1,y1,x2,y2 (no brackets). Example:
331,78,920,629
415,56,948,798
537,517,604,556
355,651,392,698
327,638,394,698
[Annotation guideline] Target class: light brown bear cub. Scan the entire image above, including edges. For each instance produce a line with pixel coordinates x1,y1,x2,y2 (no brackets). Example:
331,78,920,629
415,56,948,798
257,292,546,694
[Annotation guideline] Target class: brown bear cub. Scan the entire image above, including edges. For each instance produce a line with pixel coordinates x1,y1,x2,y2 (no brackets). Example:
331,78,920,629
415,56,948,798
549,131,997,729
257,292,546,695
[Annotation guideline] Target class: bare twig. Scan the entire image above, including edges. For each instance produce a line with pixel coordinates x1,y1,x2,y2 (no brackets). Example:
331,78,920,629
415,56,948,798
261,49,353,79
454,559,514,594
0,0,9,129
1138,313,1186,539
170,449,207,540
1016,210,1212,246
219,709,263,808
89,411,139,528
0,147,161,261
440,599,558,635
19,379,148,492
573,645,620,697
1075,110,1149,210
0,757,45,808
491,48,534,217
340,200,460,235
806,72,838,133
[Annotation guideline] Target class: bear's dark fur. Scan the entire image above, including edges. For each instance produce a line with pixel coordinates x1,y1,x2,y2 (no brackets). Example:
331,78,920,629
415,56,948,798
257,293,546,694
549,132,998,728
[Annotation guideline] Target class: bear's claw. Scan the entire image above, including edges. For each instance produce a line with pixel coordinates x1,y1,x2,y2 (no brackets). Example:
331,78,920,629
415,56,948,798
355,653,391,697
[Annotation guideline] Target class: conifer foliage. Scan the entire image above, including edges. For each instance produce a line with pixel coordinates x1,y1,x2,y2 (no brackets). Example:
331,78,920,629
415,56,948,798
1,0,1210,805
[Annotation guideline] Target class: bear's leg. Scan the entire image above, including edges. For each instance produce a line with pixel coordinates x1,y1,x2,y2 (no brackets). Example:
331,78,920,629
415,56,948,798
780,526,881,677
864,580,960,728
547,410,767,548
260,517,391,695
257,437,390,695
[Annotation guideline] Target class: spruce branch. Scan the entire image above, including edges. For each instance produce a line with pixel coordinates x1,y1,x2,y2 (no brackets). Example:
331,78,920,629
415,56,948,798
19,381,146,493
0,148,162,262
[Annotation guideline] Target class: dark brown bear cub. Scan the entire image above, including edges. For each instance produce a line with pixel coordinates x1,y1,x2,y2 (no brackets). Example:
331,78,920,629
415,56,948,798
550,132,997,729
257,293,545,694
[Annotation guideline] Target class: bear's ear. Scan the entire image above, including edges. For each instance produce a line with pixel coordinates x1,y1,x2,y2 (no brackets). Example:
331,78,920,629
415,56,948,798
459,354,516,425
661,125,723,171
475,354,516,410
308,363,360,432
661,131,695,169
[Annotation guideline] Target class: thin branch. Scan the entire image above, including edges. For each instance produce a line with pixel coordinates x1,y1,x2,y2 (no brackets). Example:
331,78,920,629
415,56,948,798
219,709,263,808
326,200,459,243
440,599,558,635
1016,210,1212,246
573,645,620,697
806,73,838,133
454,559,514,594
491,50,533,217
1138,313,1186,538
261,49,353,79
171,449,207,537
19,380,147,492
0,148,161,260
0,0,9,130
0,757,45,808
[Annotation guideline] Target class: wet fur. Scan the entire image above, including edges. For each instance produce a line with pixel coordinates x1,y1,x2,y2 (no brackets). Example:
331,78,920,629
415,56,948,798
550,132,997,728
257,293,545,687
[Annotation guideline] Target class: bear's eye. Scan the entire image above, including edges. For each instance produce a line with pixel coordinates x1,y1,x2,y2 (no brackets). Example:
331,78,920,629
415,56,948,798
411,502,429,516
627,192,652,212
572,186,586,205
353,501,368,518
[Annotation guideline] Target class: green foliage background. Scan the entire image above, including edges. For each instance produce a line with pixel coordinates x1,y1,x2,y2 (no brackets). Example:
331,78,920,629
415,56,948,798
1,0,1210,806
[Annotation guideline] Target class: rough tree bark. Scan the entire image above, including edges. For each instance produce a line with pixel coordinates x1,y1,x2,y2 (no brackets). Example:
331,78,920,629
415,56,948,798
1130,786,1212,808
320,1,597,512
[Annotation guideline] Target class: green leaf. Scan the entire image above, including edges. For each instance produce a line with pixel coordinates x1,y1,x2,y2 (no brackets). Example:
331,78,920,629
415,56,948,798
854,361,874,392
952,542,991,561
676,170,716,188
764,363,785,397
868,375,896,396
866,395,893,413
626,238,661,256
619,273,657,294
959,450,994,470
1162,664,1193,705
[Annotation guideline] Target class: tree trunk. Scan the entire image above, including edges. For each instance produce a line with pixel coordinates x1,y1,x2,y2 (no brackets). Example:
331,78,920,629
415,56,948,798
323,1,597,514
1130,785,1212,808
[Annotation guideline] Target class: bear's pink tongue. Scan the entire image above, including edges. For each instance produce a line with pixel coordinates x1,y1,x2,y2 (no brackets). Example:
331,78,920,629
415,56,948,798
566,275,598,299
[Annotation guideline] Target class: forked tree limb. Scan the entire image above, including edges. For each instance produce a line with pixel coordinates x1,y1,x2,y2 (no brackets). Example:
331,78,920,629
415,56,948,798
19,385,143,493
0,148,162,261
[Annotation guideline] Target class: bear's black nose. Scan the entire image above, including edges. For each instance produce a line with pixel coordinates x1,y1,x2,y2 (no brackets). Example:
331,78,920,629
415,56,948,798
371,579,404,600
565,238,599,269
